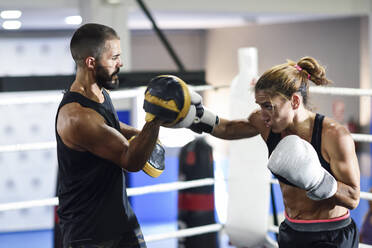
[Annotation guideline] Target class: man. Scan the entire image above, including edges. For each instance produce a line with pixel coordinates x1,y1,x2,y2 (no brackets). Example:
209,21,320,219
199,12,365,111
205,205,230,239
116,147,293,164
55,23,161,248
164,57,360,247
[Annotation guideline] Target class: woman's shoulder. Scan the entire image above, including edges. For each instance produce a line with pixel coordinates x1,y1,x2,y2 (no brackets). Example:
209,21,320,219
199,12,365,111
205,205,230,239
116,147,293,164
321,115,354,152
322,116,350,137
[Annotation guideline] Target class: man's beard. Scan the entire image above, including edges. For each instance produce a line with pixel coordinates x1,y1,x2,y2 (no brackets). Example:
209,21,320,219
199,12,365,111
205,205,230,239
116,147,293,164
95,65,120,90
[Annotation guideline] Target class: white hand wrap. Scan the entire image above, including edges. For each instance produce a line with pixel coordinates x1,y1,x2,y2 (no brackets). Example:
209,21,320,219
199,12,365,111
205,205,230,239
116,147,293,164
171,89,219,133
268,135,337,201
188,89,219,134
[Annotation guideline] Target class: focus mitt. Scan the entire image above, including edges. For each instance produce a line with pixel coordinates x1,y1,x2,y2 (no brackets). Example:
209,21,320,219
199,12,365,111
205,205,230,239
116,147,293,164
129,136,165,178
143,75,191,127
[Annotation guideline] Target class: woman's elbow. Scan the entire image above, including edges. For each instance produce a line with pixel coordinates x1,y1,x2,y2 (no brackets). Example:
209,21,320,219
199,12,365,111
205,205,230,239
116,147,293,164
348,190,360,210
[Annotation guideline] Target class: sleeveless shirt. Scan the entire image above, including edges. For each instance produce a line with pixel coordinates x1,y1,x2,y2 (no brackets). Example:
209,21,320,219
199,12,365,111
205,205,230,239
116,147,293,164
55,90,139,246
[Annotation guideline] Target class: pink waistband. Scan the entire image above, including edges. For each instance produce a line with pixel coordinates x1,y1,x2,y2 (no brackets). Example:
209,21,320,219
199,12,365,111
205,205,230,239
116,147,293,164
285,211,350,224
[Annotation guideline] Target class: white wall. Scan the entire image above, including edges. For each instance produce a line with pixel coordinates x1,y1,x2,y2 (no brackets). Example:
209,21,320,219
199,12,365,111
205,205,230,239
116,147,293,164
131,30,206,71
0,29,206,76
0,37,74,76
205,17,361,125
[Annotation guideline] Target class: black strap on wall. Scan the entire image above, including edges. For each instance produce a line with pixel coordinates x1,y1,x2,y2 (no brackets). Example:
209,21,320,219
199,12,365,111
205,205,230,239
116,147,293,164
136,0,186,72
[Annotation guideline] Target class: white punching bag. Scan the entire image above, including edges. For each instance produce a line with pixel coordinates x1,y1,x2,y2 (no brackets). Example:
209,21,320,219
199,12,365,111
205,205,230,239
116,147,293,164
226,47,271,247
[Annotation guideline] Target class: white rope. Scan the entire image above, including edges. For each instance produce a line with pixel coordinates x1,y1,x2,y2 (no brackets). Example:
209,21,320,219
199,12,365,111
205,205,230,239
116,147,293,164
0,198,58,212
309,86,372,96
0,85,215,106
0,94,63,106
145,223,223,242
128,178,215,196
1,85,371,106
107,89,143,99
1,176,370,211
0,178,215,211
360,191,372,201
1,132,371,153
0,141,56,152
351,134,372,143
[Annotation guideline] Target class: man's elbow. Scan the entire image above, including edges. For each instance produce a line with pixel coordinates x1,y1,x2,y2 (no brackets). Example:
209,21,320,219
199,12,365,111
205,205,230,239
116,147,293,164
119,154,145,172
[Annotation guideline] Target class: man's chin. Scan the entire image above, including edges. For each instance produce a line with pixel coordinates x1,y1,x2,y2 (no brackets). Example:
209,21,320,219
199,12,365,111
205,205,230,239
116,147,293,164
100,79,119,90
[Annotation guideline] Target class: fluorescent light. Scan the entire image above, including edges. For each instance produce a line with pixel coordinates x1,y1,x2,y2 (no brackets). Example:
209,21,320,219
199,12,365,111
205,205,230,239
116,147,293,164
106,0,121,4
0,10,22,19
64,16,82,25
2,20,22,30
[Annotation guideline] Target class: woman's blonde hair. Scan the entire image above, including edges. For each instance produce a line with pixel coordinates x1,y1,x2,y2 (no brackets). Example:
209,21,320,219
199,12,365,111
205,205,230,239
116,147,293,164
254,56,331,107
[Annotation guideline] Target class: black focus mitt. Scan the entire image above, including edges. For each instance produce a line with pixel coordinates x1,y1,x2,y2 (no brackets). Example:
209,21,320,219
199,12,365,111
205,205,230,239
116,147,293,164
143,75,191,127
129,136,165,178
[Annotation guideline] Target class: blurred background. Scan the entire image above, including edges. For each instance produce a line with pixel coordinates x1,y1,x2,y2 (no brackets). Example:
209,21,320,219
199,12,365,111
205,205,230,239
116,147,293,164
0,0,371,247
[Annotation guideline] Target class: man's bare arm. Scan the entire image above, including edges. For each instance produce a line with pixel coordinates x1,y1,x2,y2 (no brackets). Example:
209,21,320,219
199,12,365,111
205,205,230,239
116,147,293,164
57,103,161,172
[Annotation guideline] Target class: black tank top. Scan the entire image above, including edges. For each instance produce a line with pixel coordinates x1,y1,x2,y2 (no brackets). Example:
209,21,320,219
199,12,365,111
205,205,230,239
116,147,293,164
266,113,333,186
55,90,139,247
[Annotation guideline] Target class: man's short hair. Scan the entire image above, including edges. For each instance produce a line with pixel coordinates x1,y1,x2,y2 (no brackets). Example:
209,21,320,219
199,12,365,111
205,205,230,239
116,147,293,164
70,23,119,65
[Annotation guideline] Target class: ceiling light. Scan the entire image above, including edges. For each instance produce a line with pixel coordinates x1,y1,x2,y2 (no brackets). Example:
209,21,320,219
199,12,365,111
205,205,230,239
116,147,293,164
0,10,22,19
65,15,82,25
2,20,22,30
105,0,121,4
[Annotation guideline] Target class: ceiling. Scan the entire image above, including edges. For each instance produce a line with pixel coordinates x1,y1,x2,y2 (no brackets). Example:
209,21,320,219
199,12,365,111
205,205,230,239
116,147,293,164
0,0,370,31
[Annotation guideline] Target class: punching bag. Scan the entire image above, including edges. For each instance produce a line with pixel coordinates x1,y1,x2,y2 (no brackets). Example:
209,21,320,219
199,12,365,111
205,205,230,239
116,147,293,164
226,47,272,247
178,138,218,248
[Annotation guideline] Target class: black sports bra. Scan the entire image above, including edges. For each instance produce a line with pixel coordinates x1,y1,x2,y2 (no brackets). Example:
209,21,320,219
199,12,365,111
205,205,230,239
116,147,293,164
266,113,333,186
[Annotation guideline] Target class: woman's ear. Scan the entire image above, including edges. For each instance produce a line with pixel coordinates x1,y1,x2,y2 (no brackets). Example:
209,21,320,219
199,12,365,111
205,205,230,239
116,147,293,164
291,93,301,110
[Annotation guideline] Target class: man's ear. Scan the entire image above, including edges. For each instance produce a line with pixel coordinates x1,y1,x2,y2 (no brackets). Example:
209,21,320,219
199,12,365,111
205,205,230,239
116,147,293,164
85,56,96,70
291,93,301,110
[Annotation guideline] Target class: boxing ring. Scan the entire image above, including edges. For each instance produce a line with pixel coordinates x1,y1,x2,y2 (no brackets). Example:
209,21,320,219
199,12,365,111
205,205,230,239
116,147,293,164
0,83,372,248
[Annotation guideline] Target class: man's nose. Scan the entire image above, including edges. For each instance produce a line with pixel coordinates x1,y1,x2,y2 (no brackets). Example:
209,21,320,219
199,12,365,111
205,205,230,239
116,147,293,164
117,57,123,67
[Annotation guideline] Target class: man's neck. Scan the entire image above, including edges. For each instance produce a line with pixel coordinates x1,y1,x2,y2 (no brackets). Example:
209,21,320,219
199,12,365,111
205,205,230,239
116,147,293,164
71,70,104,103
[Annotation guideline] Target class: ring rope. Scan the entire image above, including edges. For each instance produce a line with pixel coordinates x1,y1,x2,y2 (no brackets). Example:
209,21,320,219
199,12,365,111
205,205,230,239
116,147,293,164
0,85,371,106
1,177,371,212
0,141,56,153
0,178,215,211
145,223,223,242
351,134,372,143
309,86,372,96
1,132,372,153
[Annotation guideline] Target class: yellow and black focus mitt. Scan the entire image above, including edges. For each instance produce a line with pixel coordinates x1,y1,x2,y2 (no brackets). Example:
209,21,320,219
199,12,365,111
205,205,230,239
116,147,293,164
143,75,191,127
129,136,165,178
